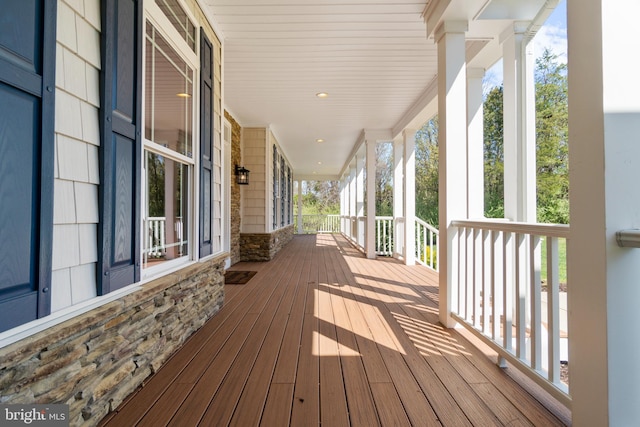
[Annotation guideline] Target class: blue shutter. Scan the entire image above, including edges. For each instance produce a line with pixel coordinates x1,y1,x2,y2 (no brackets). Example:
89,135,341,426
0,0,56,332
98,0,142,293
273,145,278,229
200,30,214,257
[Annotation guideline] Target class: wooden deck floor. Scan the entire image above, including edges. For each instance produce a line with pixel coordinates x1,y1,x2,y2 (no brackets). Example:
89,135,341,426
100,234,568,426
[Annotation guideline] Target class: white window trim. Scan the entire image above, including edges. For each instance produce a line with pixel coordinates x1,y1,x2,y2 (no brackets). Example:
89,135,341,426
142,2,200,280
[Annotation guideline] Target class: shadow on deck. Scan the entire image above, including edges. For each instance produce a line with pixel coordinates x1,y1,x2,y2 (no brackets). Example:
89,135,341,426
100,234,570,426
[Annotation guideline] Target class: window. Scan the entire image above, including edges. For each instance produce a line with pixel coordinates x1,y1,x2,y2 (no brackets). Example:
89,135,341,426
100,0,219,289
143,17,196,273
273,145,278,229
0,0,56,331
271,145,294,230
155,0,196,52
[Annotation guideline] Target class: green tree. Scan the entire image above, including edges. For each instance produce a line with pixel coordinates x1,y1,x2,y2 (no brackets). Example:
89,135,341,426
295,181,340,215
376,143,394,216
535,49,569,224
483,86,505,218
415,117,439,226
481,49,568,223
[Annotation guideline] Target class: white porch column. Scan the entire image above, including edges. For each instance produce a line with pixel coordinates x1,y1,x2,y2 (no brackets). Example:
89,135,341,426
436,21,468,327
339,176,346,233
356,151,366,248
356,152,365,217
365,138,377,259
297,180,303,234
502,23,536,222
393,136,404,258
349,162,356,218
403,129,416,265
568,1,640,425
467,67,485,218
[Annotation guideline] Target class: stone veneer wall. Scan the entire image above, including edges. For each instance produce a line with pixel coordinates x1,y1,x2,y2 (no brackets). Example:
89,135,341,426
0,255,226,426
225,111,242,265
240,225,295,261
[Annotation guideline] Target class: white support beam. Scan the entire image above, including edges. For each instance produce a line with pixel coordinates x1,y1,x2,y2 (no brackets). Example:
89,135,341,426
403,129,417,265
393,136,405,258
356,151,365,217
365,139,377,259
568,1,640,425
297,180,303,234
467,67,485,219
502,22,536,223
436,20,468,327
349,163,356,218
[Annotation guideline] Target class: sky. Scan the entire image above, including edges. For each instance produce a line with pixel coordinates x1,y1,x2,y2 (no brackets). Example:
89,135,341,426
483,0,567,89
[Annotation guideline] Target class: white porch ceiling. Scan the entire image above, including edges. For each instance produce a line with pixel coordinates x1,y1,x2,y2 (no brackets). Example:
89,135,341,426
202,0,553,179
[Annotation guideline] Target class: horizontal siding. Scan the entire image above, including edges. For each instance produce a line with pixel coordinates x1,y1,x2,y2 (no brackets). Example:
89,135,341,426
242,128,267,233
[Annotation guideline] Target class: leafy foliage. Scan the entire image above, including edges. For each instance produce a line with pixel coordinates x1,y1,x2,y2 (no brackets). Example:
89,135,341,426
415,118,439,226
294,181,340,215
483,86,505,218
535,49,569,223
376,143,394,216
480,49,569,223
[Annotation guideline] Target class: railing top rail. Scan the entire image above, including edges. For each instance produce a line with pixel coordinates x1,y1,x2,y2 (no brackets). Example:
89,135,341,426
452,219,570,238
415,217,439,234
375,216,394,220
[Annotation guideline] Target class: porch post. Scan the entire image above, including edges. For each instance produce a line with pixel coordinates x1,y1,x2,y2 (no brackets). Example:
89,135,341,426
393,136,404,258
349,162,356,219
403,129,416,265
467,67,485,218
568,1,640,425
297,180,303,234
356,151,366,248
502,23,536,223
365,138,376,259
356,152,365,218
340,175,346,234
436,21,468,327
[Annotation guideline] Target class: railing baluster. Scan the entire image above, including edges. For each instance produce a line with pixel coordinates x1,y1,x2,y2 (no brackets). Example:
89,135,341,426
502,232,516,354
482,229,491,334
529,235,542,371
515,233,527,360
547,236,560,384
458,227,466,319
492,230,503,342
473,228,482,329
530,235,542,371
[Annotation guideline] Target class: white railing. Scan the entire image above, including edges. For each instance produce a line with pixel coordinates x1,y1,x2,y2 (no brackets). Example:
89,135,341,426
338,215,439,265
295,214,340,234
145,216,186,259
450,219,570,407
147,217,166,257
416,217,439,271
375,216,394,256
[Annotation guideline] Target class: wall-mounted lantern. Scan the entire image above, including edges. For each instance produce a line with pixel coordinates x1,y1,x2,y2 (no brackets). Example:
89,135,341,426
235,165,250,185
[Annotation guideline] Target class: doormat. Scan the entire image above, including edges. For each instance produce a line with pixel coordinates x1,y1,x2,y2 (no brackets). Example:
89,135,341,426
224,270,257,285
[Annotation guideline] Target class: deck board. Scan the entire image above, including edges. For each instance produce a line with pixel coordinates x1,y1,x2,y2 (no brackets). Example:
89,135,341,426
100,234,568,427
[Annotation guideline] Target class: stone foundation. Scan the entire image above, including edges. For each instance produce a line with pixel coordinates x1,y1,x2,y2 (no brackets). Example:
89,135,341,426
0,255,226,426
240,225,294,261
225,111,242,265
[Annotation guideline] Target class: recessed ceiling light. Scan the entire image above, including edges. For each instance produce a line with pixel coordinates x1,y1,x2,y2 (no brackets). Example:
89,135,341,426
176,92,191,98
318,161,322,165
315,92,329,98
316,138,324,143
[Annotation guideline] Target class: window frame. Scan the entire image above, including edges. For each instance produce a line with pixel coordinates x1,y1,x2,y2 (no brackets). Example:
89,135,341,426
141,1,200,279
